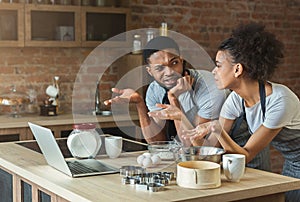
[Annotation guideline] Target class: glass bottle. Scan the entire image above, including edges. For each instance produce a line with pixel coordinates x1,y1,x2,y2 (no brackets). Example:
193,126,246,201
95,81,101,115
160,22,168,36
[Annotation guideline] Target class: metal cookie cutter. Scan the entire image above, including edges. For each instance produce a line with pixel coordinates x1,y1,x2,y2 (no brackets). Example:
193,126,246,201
121,176,131,185
148,183,165,192
135,183,148,191
120,166,145,177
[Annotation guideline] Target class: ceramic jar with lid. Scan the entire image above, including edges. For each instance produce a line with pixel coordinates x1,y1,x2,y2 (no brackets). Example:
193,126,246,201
67,123,102,159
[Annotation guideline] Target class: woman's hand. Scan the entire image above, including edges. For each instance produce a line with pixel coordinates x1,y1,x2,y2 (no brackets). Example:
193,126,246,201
104,88,143,105
181,120,222,145
148,104,182,120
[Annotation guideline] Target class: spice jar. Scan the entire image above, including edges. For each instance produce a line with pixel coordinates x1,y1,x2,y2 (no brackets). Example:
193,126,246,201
67,123,102,159
132,34,142,54
146,29,155,43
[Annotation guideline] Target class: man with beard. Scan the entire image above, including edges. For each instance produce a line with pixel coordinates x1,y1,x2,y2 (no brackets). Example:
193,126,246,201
104,36,227,145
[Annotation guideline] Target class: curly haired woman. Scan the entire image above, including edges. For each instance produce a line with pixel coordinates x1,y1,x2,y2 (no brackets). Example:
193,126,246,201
181,22,300,201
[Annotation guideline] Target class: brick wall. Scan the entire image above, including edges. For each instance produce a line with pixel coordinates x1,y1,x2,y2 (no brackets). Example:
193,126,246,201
130,0,300,97
0,47,116,113
0,0,299,173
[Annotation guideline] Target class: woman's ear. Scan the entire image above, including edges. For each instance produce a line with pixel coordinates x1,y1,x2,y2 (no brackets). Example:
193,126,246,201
146,66,153,77
234,63,243,77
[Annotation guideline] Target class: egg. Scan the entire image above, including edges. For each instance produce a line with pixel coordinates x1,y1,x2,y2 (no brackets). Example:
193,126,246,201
137,154,145,165
143,152,151,157
151,155,161,165
142,156,153,168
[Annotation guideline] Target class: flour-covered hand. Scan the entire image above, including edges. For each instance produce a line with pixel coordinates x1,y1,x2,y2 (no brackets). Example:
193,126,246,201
148,104,182,120
104,88,142,105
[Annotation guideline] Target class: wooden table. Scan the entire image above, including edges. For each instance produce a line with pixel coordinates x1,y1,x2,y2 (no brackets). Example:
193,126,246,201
0,140,300,202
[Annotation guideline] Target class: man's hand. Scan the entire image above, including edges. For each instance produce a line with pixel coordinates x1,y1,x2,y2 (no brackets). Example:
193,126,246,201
169,72,194,97
104,88,143,105
148,104,182,120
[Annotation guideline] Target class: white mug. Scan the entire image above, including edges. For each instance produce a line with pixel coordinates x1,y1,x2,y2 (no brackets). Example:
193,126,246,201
105,136,122,158
222,154,245,182
46,85,58,98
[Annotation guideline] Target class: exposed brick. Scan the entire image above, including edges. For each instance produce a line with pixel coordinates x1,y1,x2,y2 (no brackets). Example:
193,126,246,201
142,0,158,5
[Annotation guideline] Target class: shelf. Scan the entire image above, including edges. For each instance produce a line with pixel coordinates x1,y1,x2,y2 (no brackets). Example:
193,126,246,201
0,3,130,47
0,3,24,47
81,6,130,47
24,4,81,47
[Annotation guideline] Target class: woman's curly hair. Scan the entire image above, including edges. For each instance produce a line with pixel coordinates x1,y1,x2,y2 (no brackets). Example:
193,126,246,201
218,22,284,81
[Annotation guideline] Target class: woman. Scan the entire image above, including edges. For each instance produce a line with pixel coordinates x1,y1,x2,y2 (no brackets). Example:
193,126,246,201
183,23,300,201
150,22,300,201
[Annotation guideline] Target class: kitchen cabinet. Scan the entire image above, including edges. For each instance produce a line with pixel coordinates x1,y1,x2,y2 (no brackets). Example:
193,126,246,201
0,3,24,47
0,3,130,48
24,4,81,47
0,166,68,202
81,6,130,47
0,167,13,202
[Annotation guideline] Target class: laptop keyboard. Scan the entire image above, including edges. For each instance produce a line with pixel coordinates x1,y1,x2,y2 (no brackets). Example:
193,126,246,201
67,161,99,174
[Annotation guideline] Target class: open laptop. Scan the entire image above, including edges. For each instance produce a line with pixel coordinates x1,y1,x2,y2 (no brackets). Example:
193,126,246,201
28,122,119,177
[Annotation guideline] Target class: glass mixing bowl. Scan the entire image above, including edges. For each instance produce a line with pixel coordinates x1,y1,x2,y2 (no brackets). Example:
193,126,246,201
148,141,181,161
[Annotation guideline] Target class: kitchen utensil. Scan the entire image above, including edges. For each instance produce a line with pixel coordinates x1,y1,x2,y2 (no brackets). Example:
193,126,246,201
46,85,58,98
177,161,221,189
119,166,145,177
175,146,225,164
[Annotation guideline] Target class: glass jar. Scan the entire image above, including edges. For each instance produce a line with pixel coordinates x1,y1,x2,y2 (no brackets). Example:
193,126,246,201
26,89,38,114
132,34,142,54
0,86,30,118
67,123,102,159
146,29,155,43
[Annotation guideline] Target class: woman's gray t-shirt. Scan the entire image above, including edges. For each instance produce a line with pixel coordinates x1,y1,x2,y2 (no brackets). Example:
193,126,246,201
220,82,300,132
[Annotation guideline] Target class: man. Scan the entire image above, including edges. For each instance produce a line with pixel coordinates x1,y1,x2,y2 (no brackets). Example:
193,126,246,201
104,36,227,145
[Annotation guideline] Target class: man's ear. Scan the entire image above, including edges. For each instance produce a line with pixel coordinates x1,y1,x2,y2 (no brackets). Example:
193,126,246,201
146,66,153,77
234,63,243,77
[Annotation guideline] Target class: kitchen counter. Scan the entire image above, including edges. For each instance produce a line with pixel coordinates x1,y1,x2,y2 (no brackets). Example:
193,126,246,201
0,113,139,129
0,140,300,202
0,112,141,141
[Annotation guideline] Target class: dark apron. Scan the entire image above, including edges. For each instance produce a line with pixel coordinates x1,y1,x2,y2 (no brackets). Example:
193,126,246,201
230,81,271,171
